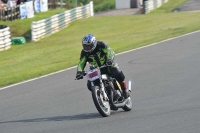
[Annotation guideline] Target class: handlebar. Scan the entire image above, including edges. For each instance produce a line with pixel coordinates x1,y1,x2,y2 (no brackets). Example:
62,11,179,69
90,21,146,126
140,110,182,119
75,64,112,80
99,64,112,69
75,71,86,80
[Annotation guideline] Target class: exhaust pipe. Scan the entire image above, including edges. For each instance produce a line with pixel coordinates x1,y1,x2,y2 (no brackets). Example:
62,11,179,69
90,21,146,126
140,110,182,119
114,98,129,108
128,80,131,92
110,80,132,109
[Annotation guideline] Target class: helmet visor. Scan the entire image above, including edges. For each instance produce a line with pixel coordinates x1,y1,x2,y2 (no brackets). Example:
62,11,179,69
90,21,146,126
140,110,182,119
83,44,94,52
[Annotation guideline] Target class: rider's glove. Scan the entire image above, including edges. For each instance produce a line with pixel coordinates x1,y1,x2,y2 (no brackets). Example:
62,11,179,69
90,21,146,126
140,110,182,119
76,71,83,80
106,59,113,66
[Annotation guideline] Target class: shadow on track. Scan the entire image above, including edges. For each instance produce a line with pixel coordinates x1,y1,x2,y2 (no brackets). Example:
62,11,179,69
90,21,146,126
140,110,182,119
0,113,103,124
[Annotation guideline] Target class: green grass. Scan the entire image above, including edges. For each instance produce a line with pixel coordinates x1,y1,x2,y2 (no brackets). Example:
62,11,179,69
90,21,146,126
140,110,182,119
150,0,188,13
0,0,200,87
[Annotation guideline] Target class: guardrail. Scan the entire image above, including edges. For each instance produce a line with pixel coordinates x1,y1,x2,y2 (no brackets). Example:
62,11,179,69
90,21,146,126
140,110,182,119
0,5,20,21
144,0,168,14
31,1,94,42
0,25,11,51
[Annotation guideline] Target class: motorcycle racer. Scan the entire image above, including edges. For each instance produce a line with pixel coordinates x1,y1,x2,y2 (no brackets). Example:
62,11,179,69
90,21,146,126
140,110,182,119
76,34,130,99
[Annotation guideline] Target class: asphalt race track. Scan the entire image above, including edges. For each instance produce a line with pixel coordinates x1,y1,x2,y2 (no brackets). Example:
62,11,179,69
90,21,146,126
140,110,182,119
0,31,200,133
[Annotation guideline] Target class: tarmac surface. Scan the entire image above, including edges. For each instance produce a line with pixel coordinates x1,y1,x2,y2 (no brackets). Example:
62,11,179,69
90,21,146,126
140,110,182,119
175,0,200,12
1,30,200,133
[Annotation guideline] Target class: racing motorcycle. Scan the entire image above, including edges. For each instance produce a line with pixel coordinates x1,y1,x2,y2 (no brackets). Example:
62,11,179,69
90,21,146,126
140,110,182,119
76,64,132,117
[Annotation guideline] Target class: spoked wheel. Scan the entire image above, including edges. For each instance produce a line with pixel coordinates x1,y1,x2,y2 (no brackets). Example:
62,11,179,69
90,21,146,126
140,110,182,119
92,86,111,117
122,96,132,111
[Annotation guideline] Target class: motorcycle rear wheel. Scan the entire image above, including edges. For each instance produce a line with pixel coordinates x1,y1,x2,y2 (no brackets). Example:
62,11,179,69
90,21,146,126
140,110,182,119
92,86,111,117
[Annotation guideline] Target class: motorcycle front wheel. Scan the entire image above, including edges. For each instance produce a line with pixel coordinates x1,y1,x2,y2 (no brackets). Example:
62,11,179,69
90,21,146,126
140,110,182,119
92,86,111,117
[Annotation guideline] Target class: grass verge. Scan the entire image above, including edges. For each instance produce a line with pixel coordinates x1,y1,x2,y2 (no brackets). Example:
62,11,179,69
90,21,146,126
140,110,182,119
150,0,188,13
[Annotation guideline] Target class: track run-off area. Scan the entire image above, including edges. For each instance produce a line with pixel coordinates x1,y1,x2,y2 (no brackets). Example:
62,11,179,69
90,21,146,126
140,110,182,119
0,30,200,133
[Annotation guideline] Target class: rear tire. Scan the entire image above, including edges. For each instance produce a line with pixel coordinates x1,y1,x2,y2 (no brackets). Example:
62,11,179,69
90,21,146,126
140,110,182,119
92,86,111,117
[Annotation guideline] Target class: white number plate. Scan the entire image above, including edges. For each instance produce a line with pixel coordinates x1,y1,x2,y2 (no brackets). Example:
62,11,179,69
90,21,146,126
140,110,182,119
87,69,100,81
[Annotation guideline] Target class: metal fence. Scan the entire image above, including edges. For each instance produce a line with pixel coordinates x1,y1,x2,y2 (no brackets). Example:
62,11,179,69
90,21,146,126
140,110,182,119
0,5,20,21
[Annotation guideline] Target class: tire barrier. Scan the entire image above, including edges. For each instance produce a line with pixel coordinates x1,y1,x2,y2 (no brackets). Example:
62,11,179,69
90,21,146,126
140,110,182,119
144,0,168,14
31,1,94,42
0,25,11,51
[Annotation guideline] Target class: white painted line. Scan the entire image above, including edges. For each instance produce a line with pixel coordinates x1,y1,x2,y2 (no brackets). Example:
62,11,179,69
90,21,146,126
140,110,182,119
117,30,200,55
186,10,200,13
1,30,200,91
0,66,76,91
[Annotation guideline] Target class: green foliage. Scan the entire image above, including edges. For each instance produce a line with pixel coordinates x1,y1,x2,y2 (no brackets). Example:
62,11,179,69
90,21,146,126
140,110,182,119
68,0,90,5
94,0,115,12
67,0,115,12
80,0,90,4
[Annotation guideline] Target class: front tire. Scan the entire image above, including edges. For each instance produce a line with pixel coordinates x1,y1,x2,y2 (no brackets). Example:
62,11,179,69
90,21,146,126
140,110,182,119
92,86,111,117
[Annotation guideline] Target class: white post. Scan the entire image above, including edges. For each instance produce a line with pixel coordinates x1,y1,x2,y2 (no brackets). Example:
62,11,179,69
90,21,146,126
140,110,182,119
60,0,63,12
90,1,94,17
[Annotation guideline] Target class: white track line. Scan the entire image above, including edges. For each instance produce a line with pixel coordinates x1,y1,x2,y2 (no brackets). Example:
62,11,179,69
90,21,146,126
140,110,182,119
1,30,200,91
0,66,76,91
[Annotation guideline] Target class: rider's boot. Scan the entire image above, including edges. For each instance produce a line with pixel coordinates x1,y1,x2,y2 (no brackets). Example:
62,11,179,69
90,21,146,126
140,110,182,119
120,81,130,99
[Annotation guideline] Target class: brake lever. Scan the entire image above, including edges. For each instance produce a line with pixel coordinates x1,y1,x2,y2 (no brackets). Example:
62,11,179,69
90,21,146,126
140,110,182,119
83,71,87,76
75,71,86,80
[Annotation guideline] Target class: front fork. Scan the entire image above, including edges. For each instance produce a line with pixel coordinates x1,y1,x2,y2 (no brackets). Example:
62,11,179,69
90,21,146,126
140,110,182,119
91,80,109,101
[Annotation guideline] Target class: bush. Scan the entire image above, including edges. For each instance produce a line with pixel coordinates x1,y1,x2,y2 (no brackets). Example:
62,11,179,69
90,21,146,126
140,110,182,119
49,0,115,12
94,0,115,13
76,0,115,13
